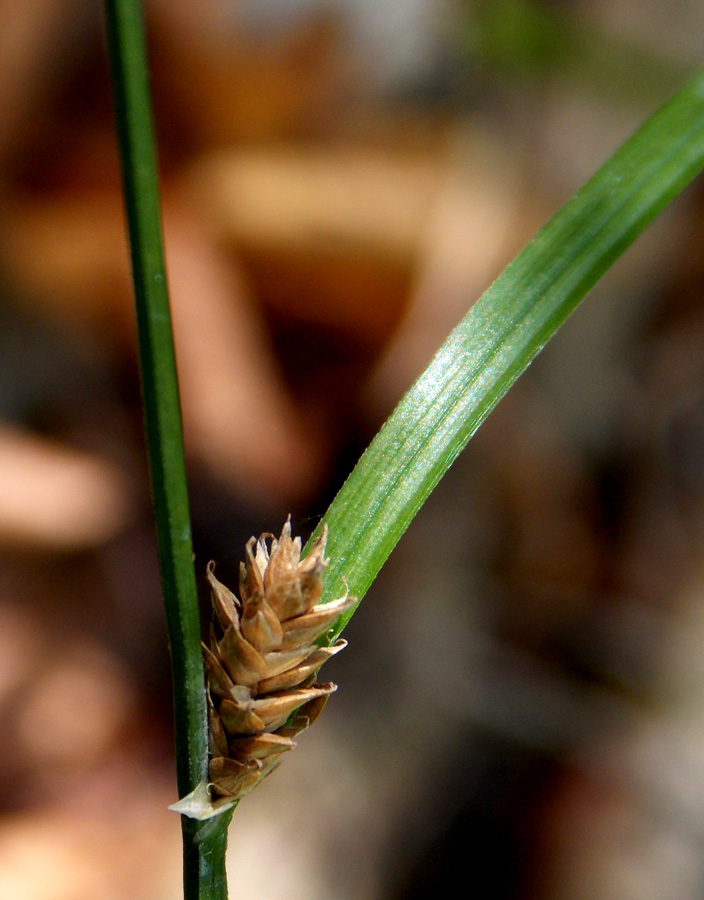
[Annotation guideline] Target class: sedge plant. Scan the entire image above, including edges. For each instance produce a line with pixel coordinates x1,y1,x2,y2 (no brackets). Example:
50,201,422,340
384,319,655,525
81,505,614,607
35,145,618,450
102,0,704,897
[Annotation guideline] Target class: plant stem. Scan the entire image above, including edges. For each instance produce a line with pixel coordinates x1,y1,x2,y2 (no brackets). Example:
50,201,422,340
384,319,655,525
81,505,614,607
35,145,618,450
182,813,234,900
102,1,227,897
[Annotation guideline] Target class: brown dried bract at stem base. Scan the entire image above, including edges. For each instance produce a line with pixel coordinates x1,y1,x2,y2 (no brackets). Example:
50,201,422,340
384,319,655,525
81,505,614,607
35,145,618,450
204,518,356,801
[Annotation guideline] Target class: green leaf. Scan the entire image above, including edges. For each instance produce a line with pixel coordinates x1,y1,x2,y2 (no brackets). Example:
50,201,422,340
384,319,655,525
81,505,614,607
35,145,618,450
314,67,704,635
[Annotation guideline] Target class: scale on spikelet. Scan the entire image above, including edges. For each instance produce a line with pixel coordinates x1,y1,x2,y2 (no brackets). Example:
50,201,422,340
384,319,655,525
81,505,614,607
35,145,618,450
171,518,354,820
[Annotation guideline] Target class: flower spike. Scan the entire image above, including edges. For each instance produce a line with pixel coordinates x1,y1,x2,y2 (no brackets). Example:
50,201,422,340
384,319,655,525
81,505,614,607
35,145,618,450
171,520,355,819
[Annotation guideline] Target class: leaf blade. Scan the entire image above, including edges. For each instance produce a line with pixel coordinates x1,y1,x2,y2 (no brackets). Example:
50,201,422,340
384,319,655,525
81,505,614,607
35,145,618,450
313,68,704,632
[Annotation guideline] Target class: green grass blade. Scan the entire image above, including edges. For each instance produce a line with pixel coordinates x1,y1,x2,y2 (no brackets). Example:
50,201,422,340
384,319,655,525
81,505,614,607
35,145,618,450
315,67,704,633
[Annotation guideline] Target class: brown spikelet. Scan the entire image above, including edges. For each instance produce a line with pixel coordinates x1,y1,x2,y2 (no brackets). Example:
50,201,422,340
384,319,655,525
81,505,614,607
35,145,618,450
204,519,355,801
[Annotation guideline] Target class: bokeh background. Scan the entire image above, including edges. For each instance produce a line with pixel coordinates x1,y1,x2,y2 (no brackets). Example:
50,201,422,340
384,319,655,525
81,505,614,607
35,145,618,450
1,1,704,897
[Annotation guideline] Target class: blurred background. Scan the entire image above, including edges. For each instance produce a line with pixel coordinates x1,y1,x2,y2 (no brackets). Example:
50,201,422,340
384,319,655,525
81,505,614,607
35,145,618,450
1,0,704,897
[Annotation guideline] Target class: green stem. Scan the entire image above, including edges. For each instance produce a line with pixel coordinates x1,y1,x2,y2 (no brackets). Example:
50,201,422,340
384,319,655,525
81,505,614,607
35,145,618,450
183,813,234,900
102,1,225,897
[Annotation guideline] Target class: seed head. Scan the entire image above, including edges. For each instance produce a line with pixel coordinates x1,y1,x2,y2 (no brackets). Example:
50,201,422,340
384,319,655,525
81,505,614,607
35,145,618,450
203,518,354,803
